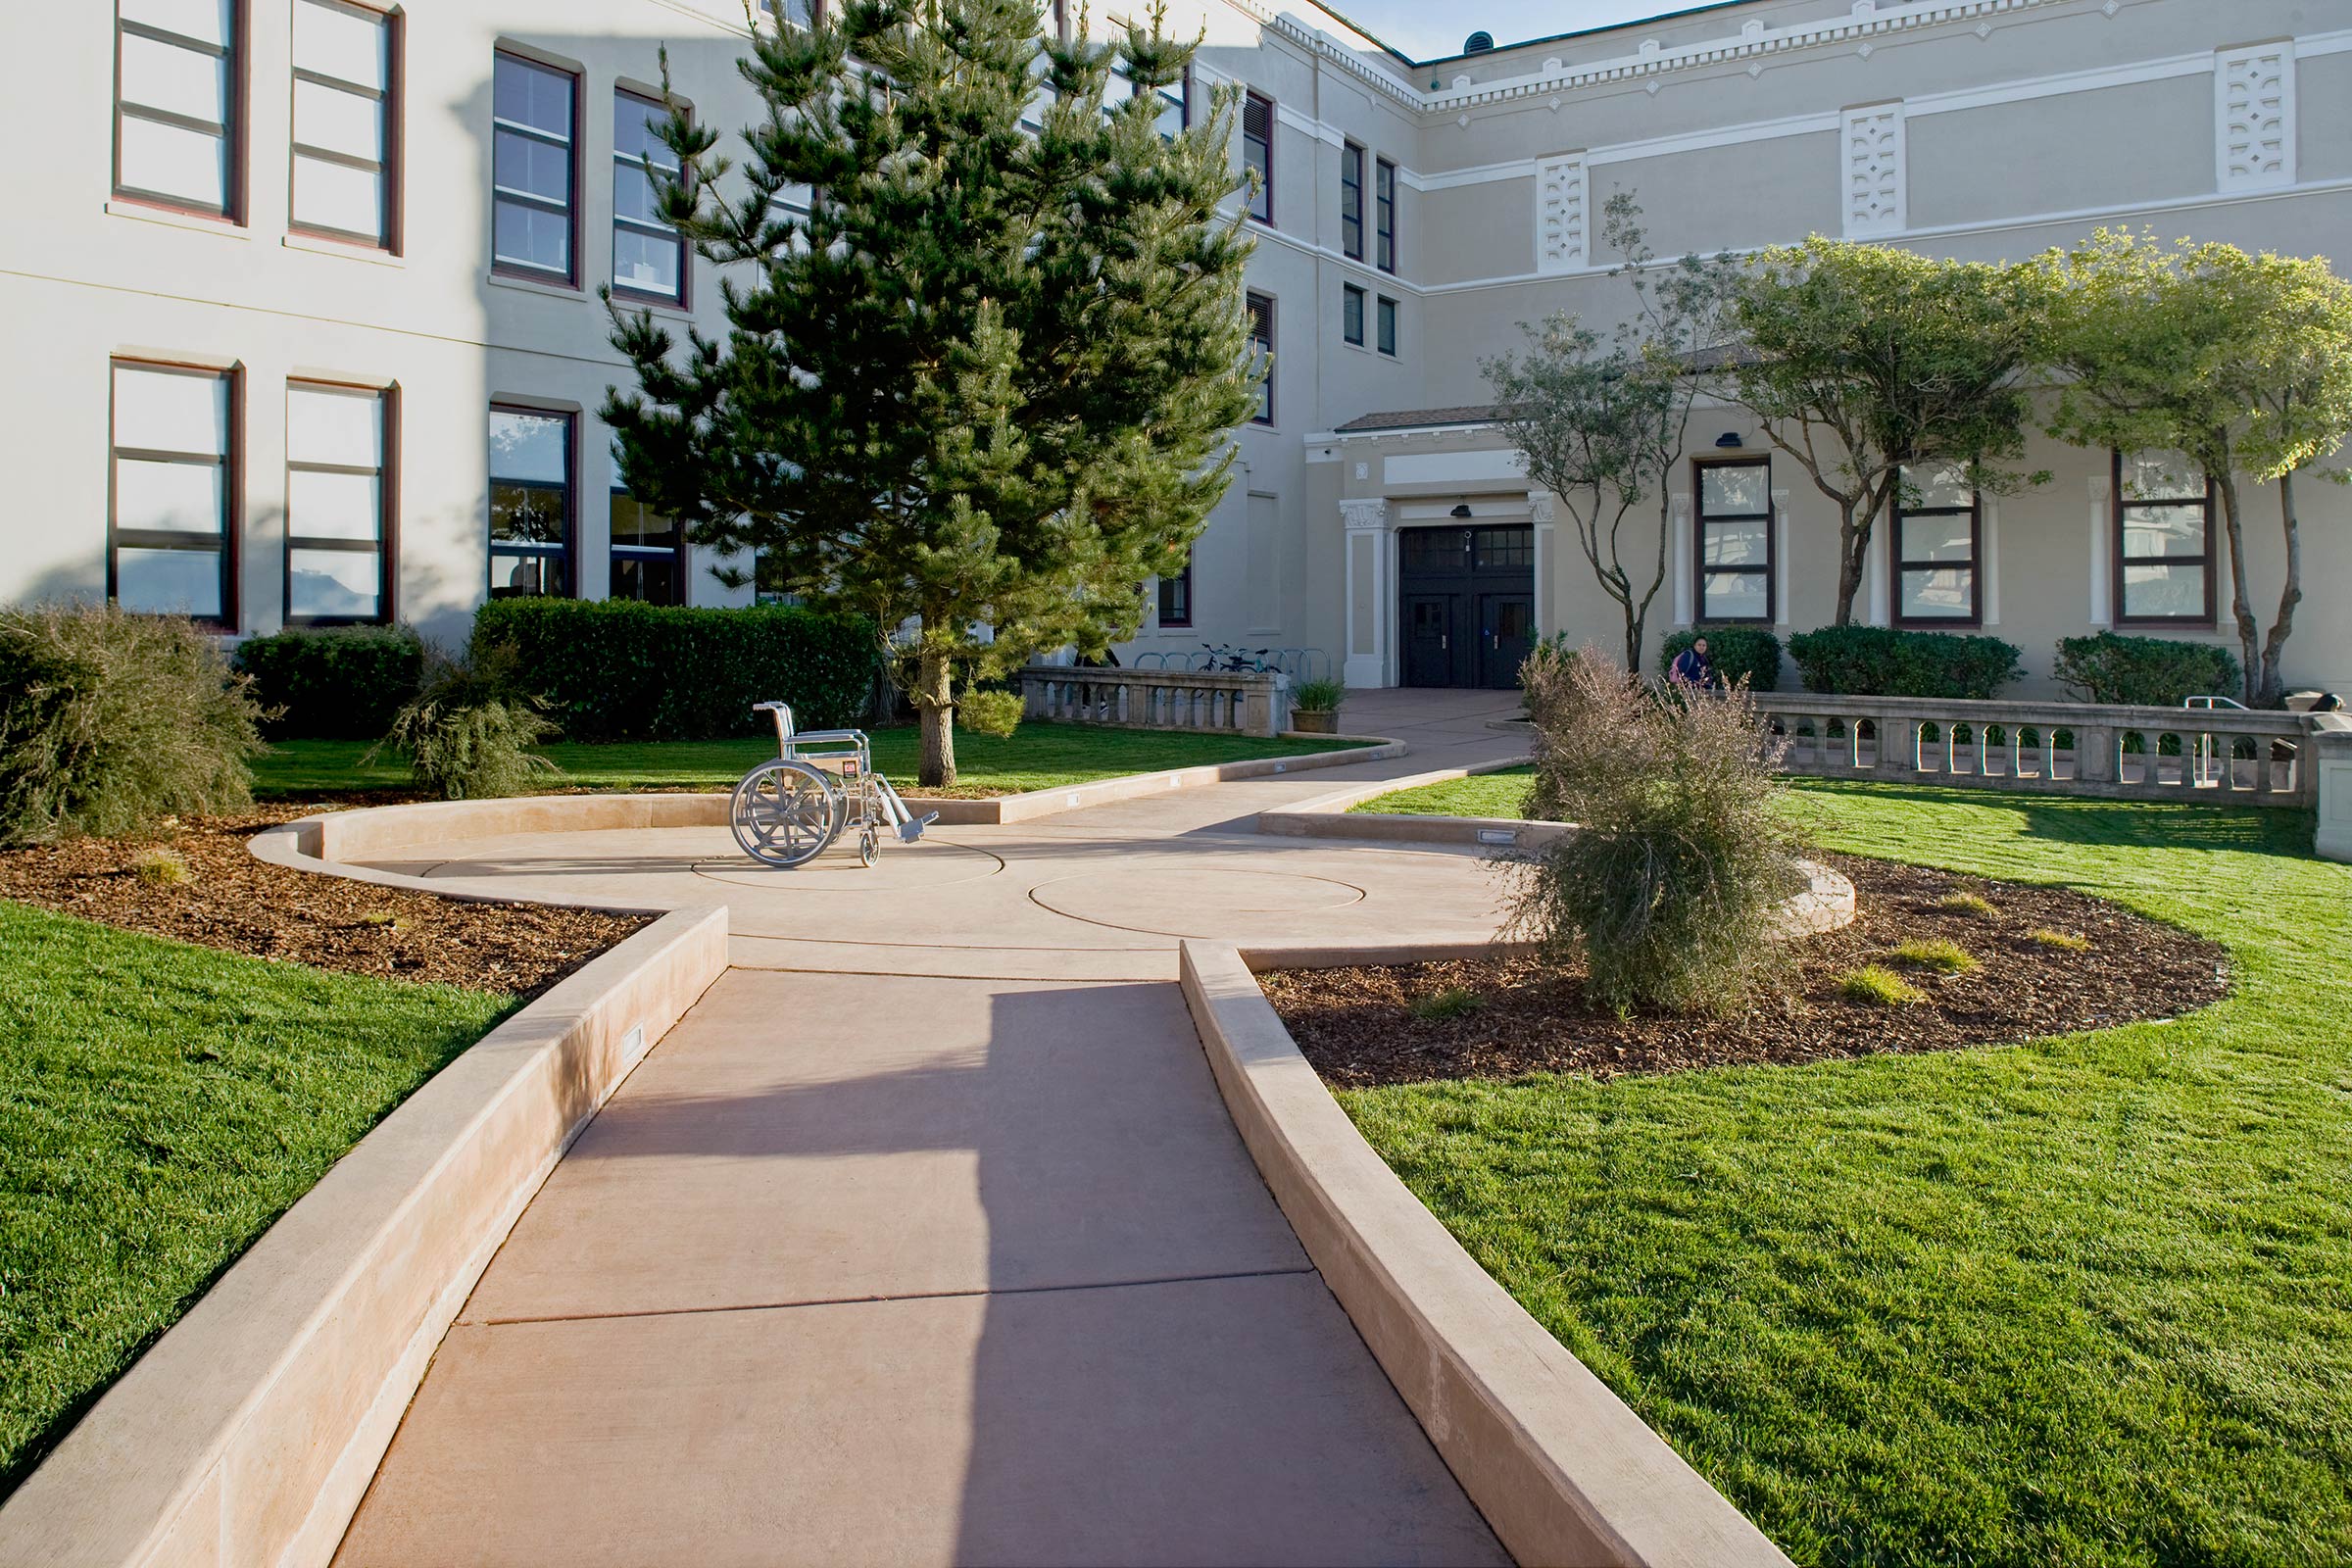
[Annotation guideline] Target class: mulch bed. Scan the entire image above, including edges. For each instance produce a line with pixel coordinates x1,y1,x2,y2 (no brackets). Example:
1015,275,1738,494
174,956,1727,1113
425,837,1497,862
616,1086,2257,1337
0,804,647,1000
1262,854,2230,1088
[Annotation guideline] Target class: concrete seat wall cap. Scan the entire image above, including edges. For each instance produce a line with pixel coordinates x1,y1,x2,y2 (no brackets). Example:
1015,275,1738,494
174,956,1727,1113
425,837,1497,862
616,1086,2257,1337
0,906,729,1568
1181,941,1791,1568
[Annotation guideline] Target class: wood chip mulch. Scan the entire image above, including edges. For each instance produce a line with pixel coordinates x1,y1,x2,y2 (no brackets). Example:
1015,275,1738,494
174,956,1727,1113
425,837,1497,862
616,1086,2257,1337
0,804,648,1000
1261,854,2230,1088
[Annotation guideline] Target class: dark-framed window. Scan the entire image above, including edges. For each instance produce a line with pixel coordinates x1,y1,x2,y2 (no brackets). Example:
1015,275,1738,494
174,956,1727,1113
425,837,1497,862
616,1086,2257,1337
290,0,395,248
110,360,238,625
1157,556,1193,627
1891,463,1981,625
2114,449,2216,624
1694,456,1772,623
116,0,244,219
611,483,686,605
1340,140,1364,260
488,406,573,598
1376,295,1397,358
1246,292,1274,425
756,0,818,24
1342,282,1365,347
612,87,687,304
1374,156,1396,272
285,380,393,623
1243,92,1273,223
491,51,577,284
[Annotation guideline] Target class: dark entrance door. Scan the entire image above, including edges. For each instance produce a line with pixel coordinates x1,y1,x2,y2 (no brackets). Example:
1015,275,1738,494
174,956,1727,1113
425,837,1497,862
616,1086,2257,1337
1396,524,1535,689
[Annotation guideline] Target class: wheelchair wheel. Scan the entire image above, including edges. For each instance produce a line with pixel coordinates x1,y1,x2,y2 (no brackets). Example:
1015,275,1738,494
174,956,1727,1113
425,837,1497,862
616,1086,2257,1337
730,760,840,868
858,824,879,867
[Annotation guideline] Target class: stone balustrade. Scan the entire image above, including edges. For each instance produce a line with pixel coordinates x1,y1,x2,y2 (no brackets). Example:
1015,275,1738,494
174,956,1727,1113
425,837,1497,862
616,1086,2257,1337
1020,664,1292,738
2315,715,2352,860
1752,693,2320,808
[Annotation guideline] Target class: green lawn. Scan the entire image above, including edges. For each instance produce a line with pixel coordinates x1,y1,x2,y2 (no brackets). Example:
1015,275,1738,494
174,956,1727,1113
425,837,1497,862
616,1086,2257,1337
0,903,511,1496
254,723,1373,799
1350,765,1534,816
1338,782,2352,1567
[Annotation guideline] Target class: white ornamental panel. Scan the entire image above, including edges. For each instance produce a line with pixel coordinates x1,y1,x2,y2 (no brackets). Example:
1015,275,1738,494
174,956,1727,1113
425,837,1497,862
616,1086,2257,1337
1840,103,1904,237
2216,46,2294,192
1535,154,1587,274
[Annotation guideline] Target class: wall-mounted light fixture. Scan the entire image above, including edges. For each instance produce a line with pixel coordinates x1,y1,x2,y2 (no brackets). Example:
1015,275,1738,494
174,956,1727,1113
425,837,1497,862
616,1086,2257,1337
1715,431,1744,448
1449,503,1474,517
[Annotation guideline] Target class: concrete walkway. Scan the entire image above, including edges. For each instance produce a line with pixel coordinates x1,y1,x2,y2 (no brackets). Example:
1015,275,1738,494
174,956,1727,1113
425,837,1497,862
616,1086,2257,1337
334,691,1528,1566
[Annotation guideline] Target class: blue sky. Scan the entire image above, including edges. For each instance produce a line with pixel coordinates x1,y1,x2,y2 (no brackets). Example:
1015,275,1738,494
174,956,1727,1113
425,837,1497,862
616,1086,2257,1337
1307,1,1686,63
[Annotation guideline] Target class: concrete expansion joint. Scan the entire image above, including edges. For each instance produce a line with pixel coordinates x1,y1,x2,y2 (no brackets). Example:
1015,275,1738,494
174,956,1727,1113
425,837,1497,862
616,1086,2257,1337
473,1263,1327,1329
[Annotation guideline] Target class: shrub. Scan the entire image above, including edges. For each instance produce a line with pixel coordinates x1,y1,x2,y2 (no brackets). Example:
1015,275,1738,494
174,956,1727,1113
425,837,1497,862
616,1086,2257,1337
1408,985,1486,1021
232,623,426,739
1506,642,1800,1015
368,650,560,801
956,688,1024,739
1291,676,1348,712
1891,938,1979,975
1788,625,2023,700
0,605,262,845
2052,631,2242,708
469,598,876,742
1839,965,1927,1006
1656,626,1784,694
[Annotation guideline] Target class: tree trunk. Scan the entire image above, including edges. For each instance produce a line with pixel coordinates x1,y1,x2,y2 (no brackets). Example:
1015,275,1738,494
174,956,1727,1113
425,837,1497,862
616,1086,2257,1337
2212,471,2260,708
1833,500,1864,626
914,644,957,789
2259,467,2302,707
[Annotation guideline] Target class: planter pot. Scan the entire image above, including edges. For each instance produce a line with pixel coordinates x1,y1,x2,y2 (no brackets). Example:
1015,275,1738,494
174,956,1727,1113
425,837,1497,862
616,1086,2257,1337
1292,710,1341,735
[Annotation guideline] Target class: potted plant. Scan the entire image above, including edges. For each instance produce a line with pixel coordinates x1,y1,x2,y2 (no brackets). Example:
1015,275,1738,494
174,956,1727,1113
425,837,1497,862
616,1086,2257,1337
1289,677,1347,735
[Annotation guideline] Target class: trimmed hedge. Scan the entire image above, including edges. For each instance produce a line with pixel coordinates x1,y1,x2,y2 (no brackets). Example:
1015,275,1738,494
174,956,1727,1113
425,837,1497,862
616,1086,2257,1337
2052,631,2242,708
233,624,425,739
1788,625,2023,700
468,598,877,741
1656,626,1784,693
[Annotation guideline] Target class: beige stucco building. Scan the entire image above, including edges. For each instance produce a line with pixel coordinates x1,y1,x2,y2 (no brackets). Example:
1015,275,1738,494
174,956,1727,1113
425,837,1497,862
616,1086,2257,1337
5,0,2347,696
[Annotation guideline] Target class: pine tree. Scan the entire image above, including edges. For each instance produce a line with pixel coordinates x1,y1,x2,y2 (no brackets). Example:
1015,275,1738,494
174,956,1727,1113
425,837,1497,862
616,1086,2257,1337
604,0,1261,785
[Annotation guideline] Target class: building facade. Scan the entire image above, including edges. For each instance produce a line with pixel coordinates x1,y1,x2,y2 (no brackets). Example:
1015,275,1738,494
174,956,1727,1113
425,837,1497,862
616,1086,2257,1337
5,0,2347,695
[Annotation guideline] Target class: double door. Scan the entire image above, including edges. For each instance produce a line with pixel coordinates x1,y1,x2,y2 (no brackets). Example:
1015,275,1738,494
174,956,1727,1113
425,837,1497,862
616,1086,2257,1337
1398,525,1536,690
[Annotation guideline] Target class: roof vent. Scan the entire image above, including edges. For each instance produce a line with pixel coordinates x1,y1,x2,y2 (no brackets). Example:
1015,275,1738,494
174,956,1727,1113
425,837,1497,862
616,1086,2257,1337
1464,30,1495,53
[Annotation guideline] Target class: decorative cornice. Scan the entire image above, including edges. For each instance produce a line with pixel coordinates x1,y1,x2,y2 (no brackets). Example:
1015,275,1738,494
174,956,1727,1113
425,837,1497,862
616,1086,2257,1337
1339,497,1393,529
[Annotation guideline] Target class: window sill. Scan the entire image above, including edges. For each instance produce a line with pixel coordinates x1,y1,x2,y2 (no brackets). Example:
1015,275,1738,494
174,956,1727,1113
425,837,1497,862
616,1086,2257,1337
106,198,250,239
487,270,588,303
284,230,405,268
611,290,693,324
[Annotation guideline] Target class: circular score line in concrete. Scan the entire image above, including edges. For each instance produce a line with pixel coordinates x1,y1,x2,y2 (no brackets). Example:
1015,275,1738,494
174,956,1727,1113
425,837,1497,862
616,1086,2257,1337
1027,865,1370,939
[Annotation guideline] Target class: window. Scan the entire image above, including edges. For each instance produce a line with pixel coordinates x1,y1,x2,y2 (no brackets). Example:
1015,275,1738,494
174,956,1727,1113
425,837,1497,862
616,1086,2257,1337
1694,458,1772,623
1376,295,1397,358
488,407,573,598
1105,62,1186,137
290,0,393,247
1246,292,1274,425
111,362,236,622
1374,157,1396,272
116,0,241,218
613,89,687,303
1340,141,1363,260
1157,557,1192,627
756,0,816,24
1243,92,1272,223
1342,283,1365,347
611,482,685,605
285,382,391,622
1890,464,1980,624
2114,449,2215,623
491,52,577,283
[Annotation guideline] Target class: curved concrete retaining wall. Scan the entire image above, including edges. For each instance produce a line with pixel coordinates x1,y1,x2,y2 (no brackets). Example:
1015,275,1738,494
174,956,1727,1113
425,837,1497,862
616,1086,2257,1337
1180,940,1791,1568
0,906,729,1568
